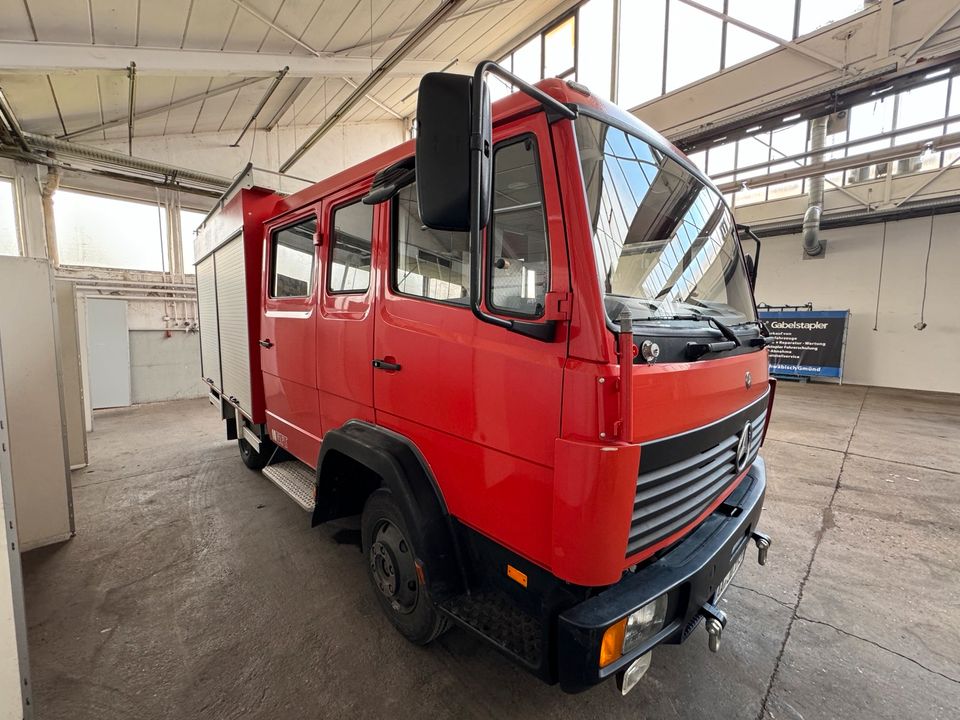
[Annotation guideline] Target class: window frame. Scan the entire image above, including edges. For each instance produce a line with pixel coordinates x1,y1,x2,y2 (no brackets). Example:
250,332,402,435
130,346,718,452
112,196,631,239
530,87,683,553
327,197,374,296
485,133,551,320
388,134,554,317
268,213,318,300
389,180,472,309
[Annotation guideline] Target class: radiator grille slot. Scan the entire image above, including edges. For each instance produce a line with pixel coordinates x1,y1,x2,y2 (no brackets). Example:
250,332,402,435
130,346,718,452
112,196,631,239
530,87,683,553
626,402,767,558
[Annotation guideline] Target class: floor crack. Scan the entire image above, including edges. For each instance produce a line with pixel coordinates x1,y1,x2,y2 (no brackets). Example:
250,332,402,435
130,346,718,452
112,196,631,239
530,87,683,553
795,615,960,685
730,583,794,610
755,387,870,720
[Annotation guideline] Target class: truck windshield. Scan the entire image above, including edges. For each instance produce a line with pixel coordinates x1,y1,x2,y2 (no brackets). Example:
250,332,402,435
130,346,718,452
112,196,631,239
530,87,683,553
575,115,757,326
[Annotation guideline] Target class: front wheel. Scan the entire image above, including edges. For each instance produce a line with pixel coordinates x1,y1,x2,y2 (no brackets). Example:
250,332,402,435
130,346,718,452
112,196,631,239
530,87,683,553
361,489,448,645
238,437,272,470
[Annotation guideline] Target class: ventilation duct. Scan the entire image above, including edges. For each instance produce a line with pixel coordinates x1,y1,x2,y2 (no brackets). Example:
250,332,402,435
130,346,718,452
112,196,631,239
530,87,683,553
802,115,828,257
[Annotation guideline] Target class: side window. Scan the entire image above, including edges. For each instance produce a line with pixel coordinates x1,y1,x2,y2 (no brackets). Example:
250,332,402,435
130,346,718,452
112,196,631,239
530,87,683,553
270,216,317,298
329,200,373,293
393,183,470,304
489,137,550,316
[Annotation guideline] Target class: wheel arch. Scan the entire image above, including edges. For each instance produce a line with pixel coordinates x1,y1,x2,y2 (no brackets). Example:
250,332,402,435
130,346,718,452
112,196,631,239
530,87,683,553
314,420,462,599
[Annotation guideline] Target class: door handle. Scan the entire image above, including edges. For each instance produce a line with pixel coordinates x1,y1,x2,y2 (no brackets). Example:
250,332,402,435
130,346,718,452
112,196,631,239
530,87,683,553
372,358,401,371
259,338,274,348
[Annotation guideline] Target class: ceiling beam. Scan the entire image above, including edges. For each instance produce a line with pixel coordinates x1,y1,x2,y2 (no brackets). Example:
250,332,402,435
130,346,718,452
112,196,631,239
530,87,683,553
678,0,846,72
59,76,267,140
230,66,289,147
0,42,448,78
263,78,310,131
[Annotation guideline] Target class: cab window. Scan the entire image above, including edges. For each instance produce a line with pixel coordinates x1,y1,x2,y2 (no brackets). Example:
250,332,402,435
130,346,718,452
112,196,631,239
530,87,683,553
270,217,316,298
489,136,550,317
329,200,374,294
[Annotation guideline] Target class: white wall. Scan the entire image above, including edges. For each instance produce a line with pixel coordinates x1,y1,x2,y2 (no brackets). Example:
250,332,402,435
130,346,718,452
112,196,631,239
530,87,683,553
755,214,960,394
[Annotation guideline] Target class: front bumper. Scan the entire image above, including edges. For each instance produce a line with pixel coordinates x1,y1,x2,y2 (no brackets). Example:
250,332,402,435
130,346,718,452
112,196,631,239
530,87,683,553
556,456,768,693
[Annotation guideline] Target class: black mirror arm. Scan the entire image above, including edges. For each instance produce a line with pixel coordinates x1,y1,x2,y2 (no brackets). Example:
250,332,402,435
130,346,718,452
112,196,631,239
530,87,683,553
467,61,574,341
737,223,762,282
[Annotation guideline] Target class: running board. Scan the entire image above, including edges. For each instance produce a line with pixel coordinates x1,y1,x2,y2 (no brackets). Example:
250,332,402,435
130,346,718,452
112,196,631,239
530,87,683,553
261,460,316,512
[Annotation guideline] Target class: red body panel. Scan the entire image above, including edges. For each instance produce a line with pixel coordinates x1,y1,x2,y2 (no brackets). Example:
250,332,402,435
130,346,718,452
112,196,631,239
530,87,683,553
207,79,770,588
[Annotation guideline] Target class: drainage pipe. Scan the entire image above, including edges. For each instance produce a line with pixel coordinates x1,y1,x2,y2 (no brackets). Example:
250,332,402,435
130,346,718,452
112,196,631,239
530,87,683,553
40,163,61,266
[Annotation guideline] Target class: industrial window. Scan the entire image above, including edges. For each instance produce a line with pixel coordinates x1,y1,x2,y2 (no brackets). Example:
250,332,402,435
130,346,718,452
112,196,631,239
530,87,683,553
393,183,471,305
543,16,576,78
489,137,550,317
666,0,723,92
54,189,167,270
270,217,316,298
797,0,867,36
725,0,794,67
0,179,17,256
329,201,373,294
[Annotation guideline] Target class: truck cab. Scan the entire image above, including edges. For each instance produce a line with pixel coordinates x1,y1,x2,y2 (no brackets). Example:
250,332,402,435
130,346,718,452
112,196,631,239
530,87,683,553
195,63,773,696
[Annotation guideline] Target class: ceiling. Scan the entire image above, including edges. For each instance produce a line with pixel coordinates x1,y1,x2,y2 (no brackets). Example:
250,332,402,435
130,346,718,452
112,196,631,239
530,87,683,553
0,0,572,142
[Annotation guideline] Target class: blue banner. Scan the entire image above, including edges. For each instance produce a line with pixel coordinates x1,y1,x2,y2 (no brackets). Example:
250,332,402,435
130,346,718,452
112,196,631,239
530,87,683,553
758,310,849,379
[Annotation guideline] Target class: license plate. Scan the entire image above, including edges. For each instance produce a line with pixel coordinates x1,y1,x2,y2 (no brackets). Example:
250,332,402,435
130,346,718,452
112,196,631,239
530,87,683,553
716,546,747,600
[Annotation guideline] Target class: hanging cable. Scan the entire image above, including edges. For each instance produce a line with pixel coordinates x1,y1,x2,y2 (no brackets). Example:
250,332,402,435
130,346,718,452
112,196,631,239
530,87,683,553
915,215,935,331
873,222,886,331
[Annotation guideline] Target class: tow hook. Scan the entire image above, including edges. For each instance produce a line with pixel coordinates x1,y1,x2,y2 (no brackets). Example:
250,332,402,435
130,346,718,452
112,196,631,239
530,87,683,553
751,530,772,566
700,601,727,653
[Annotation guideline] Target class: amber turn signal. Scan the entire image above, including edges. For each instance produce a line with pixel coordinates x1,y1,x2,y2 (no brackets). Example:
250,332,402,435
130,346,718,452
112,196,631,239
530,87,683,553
599,618,627,667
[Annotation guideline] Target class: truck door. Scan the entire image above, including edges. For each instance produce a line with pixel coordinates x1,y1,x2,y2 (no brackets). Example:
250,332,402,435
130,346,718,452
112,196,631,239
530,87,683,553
315,185,377,433
260,210,322,465
372,114,570,565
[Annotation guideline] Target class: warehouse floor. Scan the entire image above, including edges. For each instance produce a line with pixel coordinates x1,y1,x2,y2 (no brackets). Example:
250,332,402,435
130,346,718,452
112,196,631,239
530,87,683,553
21,383,960,719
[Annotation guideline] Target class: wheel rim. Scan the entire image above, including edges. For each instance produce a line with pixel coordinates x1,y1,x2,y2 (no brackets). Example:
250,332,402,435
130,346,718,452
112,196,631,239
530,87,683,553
369,519,418,614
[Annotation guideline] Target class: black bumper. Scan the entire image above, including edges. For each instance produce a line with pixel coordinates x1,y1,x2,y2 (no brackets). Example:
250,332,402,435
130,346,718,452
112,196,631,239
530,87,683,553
556,456,768,693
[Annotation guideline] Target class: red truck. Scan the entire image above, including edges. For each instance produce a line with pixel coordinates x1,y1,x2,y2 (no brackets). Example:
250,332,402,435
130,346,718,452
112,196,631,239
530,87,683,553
194,62,773,695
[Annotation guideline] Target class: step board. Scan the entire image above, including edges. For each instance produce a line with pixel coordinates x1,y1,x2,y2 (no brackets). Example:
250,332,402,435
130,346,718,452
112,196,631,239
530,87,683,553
441,591,543,669
261,460,316,512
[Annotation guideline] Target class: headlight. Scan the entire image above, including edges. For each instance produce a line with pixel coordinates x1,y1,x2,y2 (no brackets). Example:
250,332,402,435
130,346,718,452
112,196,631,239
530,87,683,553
599,594,668,667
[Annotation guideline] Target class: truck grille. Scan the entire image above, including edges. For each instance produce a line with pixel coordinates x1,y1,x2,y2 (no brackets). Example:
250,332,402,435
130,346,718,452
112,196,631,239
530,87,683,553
626,395,768,558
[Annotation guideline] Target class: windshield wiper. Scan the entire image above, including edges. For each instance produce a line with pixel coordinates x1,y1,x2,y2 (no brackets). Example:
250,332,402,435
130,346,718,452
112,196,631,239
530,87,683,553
642,312,743,360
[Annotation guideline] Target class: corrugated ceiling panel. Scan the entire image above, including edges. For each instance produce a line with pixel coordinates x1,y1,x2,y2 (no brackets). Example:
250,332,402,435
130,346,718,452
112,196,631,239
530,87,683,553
90,0,139,46
161,77,218,135
25,0,91,43
246,76,300,128
0,74,62,135
181,0,237,50
192,85,242,133
300,0,366,52
322,0,393,55
137,0,193,47
47,73,103,136
0,0,37,41
258,0,323,54
222,0,284,52
217,82,264,132
299,77,350,126
97,74,129,139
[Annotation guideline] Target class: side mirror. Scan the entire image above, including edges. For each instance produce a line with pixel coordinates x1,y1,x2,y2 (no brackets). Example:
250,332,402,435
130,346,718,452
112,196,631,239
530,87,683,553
737,224,761,291
415,72,491,232
744,253,757,289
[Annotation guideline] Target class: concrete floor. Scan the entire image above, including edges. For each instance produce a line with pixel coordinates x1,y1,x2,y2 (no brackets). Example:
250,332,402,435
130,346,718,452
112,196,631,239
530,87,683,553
22,383,960,719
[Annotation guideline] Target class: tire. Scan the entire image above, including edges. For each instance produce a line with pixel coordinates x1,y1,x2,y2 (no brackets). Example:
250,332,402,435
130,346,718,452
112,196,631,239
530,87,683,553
238,436,271,470
361,489,449,645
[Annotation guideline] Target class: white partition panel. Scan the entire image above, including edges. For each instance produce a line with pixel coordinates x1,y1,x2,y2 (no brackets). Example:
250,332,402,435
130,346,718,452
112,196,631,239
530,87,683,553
0,338,32,719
